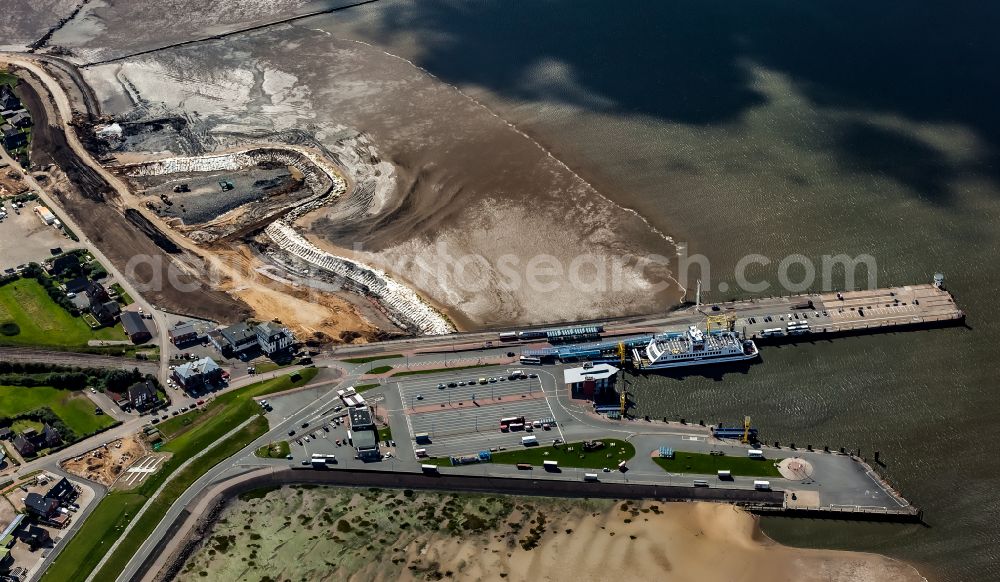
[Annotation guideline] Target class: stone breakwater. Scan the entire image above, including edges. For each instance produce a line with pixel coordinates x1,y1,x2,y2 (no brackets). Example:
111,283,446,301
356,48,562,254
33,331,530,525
117,147,337,196
265,220,455,336
116,146,452,335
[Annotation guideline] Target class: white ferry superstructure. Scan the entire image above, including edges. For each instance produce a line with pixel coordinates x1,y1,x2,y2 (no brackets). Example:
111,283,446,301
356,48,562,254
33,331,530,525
632,325,759,370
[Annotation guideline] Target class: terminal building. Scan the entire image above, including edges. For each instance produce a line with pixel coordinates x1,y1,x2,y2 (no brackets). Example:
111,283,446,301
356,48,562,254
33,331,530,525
347,406,380,461
564,362,620,399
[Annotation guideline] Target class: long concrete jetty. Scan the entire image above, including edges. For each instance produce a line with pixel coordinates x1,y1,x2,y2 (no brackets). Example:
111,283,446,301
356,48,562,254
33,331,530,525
736,283,964,342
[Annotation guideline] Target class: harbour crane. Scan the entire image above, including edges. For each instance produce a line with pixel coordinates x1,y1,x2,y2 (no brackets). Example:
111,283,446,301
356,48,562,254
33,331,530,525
741,415,752,444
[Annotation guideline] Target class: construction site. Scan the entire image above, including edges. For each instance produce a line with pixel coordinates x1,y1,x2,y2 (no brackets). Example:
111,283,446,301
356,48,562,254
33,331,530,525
60,434,158,489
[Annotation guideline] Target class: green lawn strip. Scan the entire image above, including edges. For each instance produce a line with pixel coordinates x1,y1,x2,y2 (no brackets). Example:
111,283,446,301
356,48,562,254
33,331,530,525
256,440,290,458
157,368,318,443
253,361,288,373
342,354,403,364
93,416,269,581
0,385,115,436
110,284,133,305
392,364,493,377
40,493,147,582
427,439,635,469
367,365,392,374
377,426,392,441
0,279,127,347
652,451,783,477
43,370,318,582
354,383,380,393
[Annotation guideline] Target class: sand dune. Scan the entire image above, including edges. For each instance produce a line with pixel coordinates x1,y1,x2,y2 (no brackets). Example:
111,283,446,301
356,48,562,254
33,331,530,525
176,487,924,582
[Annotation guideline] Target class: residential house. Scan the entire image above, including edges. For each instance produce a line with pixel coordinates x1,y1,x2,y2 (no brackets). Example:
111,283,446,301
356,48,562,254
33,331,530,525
23,493,58,520
168,322,200,345
45,478,77,504
119,311,151,343
91,300,121,325
84,280,110,302
173,357,223,392
11,435,34,457
0,426,11,440
210,322,258,357
125,380,159,412
7,110,31,129
254,321,294,355
1,124,26,150
39,424,61,449
17,524,50,550
0,86,20,111
64,276,90,294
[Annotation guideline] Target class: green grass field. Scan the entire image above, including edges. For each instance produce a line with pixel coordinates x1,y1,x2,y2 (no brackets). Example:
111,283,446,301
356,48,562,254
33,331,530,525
0,279,127,348
342,354,402,364
354,383,380,393
42,369,317,582
256,440,290,458
428,439,635,469
367,365,393,374
652,451,783,477
0,385,115,437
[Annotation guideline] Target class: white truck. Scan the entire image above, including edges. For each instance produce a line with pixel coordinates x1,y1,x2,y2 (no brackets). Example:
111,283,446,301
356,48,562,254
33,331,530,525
753,480,771,491
521,435,538,446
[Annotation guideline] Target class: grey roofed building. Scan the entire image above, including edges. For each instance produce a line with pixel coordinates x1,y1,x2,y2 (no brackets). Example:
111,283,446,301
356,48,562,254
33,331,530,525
18,524,50,548
352,428,380,460
64,276,90,294
7,111,31,128
0,87,19,111
168,322,200,344
39,423,61,448
91,299,121,325
12,435,35,457
46,477,76,503
1,124,26,150
120,311,152,343
212,322,258,355
23,493,58,518
126,380,159,411
173,357,223,391
348,406,375,431
254,321,294,354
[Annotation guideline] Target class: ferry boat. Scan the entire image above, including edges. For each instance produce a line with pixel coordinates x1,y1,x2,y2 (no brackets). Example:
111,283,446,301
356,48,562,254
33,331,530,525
632,326,759,370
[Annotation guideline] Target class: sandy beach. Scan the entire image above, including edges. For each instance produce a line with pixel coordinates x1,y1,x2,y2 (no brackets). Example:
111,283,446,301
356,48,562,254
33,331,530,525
176,486,925,582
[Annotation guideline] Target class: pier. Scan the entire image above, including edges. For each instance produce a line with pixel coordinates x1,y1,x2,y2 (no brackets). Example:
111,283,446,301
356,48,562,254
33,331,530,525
736,283,964,342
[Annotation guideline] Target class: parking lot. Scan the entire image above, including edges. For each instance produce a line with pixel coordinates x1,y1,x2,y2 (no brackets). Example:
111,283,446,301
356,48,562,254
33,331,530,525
396,366,564,458
0,199,82,271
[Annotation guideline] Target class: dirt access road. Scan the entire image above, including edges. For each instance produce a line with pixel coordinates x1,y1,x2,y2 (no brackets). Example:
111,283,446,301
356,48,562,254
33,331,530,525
4,54,388,344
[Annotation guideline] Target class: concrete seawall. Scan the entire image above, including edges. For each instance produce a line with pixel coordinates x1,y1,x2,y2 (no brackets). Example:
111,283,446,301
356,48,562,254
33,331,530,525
144,466,783,581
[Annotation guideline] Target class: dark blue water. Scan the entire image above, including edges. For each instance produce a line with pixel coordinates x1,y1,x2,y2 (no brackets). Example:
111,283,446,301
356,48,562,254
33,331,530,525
311,2,1000,579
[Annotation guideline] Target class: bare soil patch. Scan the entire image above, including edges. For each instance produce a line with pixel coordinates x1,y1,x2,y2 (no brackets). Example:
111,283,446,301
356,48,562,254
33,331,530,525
61,434,150,488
